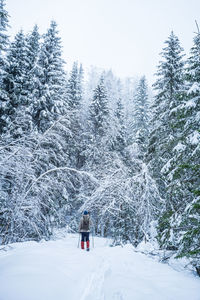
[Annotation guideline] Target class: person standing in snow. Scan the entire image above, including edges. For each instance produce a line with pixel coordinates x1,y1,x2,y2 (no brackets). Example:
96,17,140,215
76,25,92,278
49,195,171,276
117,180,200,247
79,211,92,251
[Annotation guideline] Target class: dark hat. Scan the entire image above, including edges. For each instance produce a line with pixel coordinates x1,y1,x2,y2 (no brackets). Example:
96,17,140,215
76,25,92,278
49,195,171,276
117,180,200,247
83,210,88,215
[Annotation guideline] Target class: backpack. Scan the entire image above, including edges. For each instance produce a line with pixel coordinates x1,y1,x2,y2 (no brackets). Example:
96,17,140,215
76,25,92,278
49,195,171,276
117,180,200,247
82,215,89,231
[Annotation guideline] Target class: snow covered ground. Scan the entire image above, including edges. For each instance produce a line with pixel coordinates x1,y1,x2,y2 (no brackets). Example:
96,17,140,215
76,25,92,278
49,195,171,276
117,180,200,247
0,234,200,300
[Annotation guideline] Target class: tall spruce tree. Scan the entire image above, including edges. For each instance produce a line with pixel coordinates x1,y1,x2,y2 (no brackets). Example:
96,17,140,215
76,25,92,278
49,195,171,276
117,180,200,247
32,21,66,132
66,61,83,110
132,76,149,157
112,98,127,152
0,0,9,134
0,0,9,52
163,31,200,211
82,76,112,173
147,32,185,202
65,62,84,167
161,30,200,265
89,76,109,138
134,76,148,127
25,25,40,96
1,30,33,138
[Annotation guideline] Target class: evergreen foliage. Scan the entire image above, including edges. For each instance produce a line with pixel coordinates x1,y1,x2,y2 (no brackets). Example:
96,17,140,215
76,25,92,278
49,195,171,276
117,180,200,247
0,0,9,50
132,76,149,157
66,61,83,110
151,31,200,273
89,76,109,138
2,30,33,138
147,32,185,202
33,20,66,132
0,0,9,133
65,62,84,168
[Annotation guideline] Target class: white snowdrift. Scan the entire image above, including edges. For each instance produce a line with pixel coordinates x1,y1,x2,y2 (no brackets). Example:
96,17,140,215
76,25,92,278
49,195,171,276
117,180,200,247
0,234,200,300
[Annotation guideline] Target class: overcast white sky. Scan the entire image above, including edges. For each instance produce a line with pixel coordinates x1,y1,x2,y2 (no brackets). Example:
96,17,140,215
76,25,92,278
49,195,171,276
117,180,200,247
6,0,200,84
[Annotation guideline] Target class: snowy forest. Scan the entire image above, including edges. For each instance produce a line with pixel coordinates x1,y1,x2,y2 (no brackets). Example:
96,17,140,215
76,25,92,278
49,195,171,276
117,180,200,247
0,0,199,274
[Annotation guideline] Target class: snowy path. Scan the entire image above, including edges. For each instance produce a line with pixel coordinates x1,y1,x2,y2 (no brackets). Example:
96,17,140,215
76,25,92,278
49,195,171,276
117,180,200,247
0,234,200,300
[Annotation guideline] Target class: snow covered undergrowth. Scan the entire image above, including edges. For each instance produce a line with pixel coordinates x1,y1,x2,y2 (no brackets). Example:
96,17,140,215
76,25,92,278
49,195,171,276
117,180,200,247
136,240,196,275
0,234,200,300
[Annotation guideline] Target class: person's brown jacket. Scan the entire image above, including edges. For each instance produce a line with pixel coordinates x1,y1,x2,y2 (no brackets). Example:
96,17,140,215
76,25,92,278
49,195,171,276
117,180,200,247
79,215,92,232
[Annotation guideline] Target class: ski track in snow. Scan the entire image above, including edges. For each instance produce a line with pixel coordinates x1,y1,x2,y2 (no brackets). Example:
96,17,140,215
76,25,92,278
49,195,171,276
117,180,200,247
0,234,200,300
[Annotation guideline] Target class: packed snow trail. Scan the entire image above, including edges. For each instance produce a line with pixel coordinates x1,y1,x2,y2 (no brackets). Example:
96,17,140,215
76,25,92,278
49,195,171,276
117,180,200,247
0,234,200,300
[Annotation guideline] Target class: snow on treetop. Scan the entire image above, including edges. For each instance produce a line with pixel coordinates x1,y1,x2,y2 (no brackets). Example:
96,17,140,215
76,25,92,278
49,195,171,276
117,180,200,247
161,158,172,174
185,98,197,108
187,82,200,95
188,130,200,145
173,142,186,152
